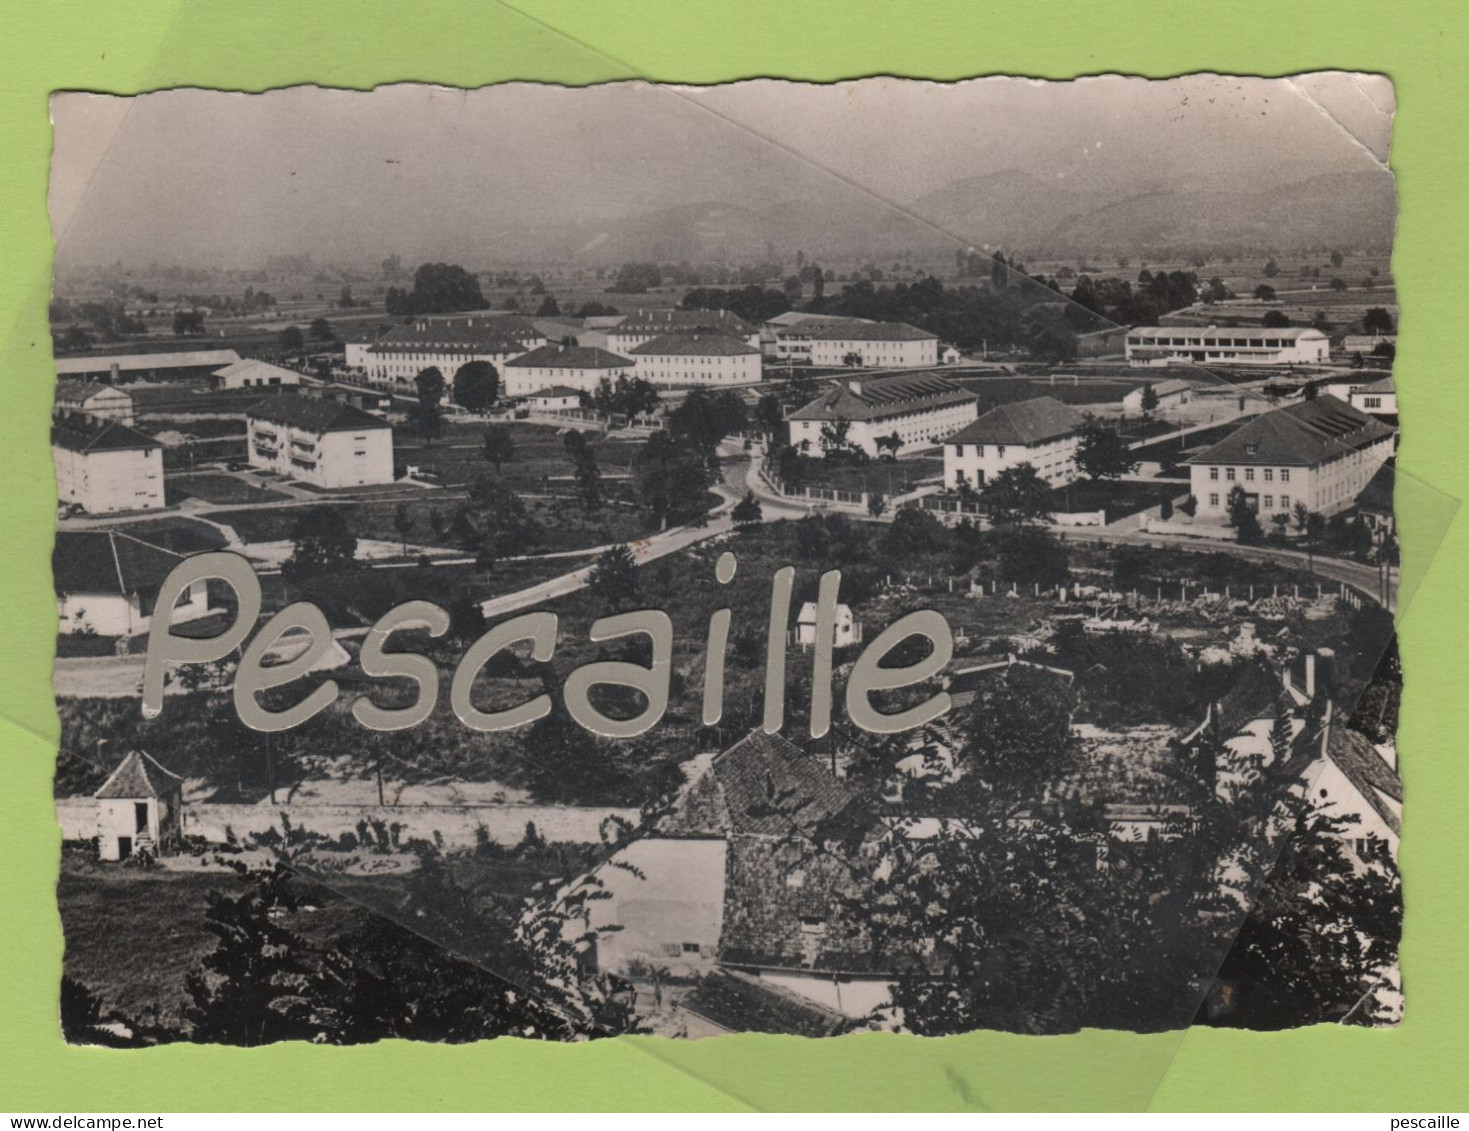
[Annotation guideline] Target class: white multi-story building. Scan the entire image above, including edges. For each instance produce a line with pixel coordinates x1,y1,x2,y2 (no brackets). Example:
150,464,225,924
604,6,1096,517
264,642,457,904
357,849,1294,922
805,321,939,369
346,314,544,385
502,344,635,397
767,315,872,361
630,333,763,388
52,416,164,514
787,372,978,458
1125,325,1330,367
604,309,759,356
942,396,1086,489
245,394,394,488
53,381,136,426
1187,395,1396,521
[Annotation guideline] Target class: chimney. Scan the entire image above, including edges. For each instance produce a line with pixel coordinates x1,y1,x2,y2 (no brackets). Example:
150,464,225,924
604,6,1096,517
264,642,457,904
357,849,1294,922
848,379,864,396
109,362,120,385
1305,653,1316,700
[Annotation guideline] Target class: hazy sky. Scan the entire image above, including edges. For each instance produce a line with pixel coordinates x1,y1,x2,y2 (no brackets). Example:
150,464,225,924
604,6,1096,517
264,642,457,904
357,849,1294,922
50,73,1393,269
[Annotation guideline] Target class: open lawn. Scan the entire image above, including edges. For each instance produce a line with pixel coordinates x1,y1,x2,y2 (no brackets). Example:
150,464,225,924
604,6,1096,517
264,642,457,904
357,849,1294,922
1049,479,1187,519
165,472,291,506
392,420,647,491
116,516,230,553
793,454,945,497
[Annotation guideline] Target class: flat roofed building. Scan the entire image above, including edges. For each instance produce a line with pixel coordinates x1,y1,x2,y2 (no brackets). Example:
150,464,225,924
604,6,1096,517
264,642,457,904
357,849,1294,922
54,349,242,381
787,371,979,458
805,320,939,369
347,314,545,385
630,333,762,388
52,417,164,514
526,386,585,411
245,393,394,488
503,344,635,396
1125,325,1329,367
54,381,136,426
210,358,304,390
54,529,208,638
604,309,758,356
1186,395,1396,521
943,396,1087,489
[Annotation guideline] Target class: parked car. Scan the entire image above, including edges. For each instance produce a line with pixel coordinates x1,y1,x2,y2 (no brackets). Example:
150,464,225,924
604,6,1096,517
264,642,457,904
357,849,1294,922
226,460,249,472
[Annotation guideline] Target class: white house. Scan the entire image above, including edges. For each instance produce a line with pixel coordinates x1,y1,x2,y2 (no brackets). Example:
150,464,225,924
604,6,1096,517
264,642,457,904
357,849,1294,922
1121,378,1192,415
1186,395,1397,522
52,417,164,514
1348,375,1396,420
526,385,585,412
210,358,304,391
54,381,136,426
795,602,860,648
806,321,939,369
768,315,873,361
604,309,759,356
630,333,762,388
502,344,635,397
1342,333,1396,356
1125,326,1330,366
787,372,979,458
942,396,1086,489
245,394,394,488
54,530,210,638
94,750,184,862
348,314,544,385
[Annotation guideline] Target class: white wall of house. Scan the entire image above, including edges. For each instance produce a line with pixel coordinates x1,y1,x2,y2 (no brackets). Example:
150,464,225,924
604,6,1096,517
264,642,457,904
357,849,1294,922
1308,759,1400,862
750,969,894,1019
808,337,938,368
248,419,394,487
97,794,177,861
528,392,583,411
1350,388,1397,417
1125,329,1329,366
1190,436,1395,520
609,329,761,356
504,362,632,397
795,603,858,648
62,387,136,425
790,400,977,459
585,838,729,977
359,344,537,384
57,577,207,638
53,445,164,514
633,352,762,388
945,433,1080,489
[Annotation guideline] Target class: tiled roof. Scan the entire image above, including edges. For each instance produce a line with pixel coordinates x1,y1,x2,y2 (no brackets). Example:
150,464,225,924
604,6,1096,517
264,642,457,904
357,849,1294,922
212,359,303,383
944,396,1085,446
368,314,540,354
786,372,977,423
245,393,389,433
661,731,862,838
1186,396,1396,468
506,345,633,370
51,417,158,454
680,968,853,1037
55,349,241,375
1323,720,1403,836
1357,462,1395,516
1129,325,1327,341
1209,661,1283,739
628,333,761,358
530,385,585,399
803,320,937,342
612,309,754,337
53,530,185,597
94,750,184,800
1352,375,1395,395
55,380,131,406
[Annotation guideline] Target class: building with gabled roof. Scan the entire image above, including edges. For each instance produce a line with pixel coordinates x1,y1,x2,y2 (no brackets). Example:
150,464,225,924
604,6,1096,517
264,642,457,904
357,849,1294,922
1186,395,1396,521
346,313,544,385
604,308,758,356
245,393,394,487
787,371,979,458
503,343,635,396
942,395,1087,488
53,529,209,637
54,381,136,426
1122,378,1193,415
94,750,184,861
210,357,304,391
629,332,763,388
52,416,164,514
1348,375,1396,421
804,320,939,369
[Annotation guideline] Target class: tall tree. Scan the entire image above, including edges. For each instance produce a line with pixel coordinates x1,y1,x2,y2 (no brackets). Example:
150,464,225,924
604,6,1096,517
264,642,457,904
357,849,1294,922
1075,420,1141,482
981,463,1053,527
631,432,712,530
413,366,446,439
282,507,358,580
453,361,499,412
563,430,603,512
588,543,639,607
458,473,540,569
481,424,516,471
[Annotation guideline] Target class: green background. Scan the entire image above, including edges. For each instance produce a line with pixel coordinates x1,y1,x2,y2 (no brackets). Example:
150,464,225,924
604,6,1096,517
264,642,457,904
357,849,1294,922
2,0,1466,1111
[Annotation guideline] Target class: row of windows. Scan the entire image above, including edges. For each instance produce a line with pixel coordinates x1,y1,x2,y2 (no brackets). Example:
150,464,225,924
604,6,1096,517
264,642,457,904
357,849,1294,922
1209,466,1292,483
1130,336,1301,349
1209,492,1292,510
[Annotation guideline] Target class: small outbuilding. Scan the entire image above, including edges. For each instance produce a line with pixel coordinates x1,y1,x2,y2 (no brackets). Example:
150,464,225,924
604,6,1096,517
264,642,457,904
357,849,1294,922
94,750,184,861
795,602,860,649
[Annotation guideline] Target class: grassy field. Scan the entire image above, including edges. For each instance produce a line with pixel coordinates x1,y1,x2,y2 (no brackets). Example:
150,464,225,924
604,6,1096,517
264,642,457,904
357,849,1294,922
956,375,1143,409
1049,479,1187,519
116,516,230,553
794,454,945,497
392,421,647,491
165,472,290,506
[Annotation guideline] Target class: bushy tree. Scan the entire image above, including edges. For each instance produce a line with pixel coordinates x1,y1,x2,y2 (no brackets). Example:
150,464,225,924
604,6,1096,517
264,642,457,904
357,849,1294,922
631,432,711,529
982,463,1053,527
481,424,516,471
412,366,446,439
458,473,540,569
588,543,639,607
282,507,358,580
453,361,498,412
563,430,602,511
731,491,763,529
1075,420,1141,482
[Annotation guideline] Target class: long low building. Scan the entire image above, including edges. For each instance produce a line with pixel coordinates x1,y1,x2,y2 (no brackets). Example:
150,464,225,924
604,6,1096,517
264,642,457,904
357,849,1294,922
503,344,635,397
54,381,136,426
630,333,763,388
787,372,979,458
52,416,164,514
942,396,1086,489
806,320,939,369
1126,326,1329,367
1187,395,1396,521
246,394,394,488
55,349,242,382
604,309,759,356
210,358,304,391
346,314,545,385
